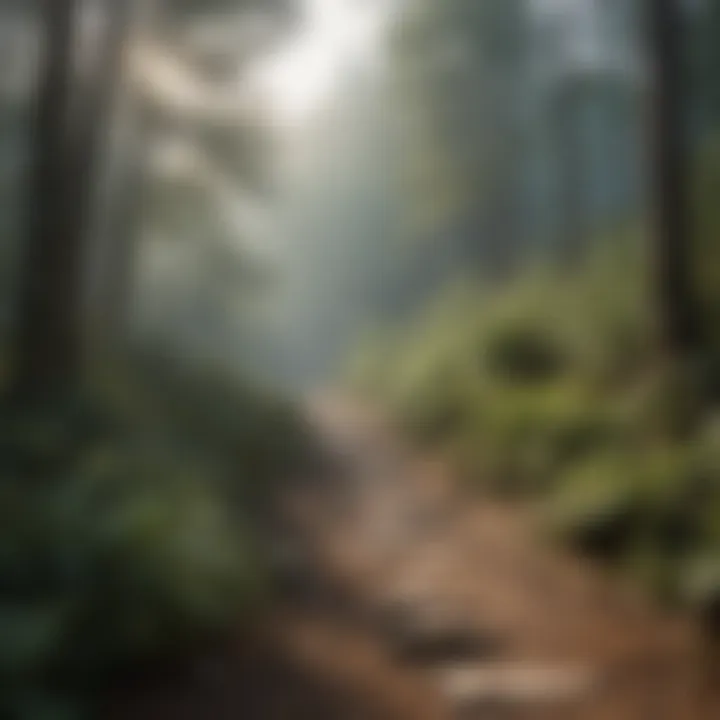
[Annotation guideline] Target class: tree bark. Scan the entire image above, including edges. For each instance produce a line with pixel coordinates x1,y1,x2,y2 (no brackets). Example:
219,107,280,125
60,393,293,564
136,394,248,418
13,0,78,398
13,0,133,398
89,103,150,347
85,0,154,351
553,80,587,265
646,0,702,358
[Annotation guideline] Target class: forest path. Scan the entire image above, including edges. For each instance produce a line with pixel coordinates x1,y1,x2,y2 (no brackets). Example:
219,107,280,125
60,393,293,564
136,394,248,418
115,395,719,719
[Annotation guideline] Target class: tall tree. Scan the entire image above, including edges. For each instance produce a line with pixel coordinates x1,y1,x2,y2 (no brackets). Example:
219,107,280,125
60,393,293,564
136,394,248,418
13,0,77,397
13,0,132,397
646,0,702,358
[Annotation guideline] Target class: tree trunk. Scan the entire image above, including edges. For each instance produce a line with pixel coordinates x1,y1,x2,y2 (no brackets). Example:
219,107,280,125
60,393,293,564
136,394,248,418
646,0,702,358
85,0,158,351
554,81,586,265
13,0,78,398
13,0,132,398
89,105,149,348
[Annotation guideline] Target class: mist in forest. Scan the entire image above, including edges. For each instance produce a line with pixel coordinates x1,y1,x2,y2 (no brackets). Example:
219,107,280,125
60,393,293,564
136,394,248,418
0,0,653,389
1,1,720,718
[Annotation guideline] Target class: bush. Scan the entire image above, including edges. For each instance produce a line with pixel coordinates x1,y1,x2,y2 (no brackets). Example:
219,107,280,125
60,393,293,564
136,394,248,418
541,452,644,560
348,236,720,613
0,358,311,718
481,319,569,384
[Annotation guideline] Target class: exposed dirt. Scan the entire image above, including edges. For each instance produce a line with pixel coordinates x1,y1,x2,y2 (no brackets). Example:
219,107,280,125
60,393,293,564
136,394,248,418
109,397,720,719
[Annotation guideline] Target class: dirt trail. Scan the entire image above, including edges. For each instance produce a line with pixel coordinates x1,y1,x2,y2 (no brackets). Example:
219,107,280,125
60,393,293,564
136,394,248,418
114,397,720,719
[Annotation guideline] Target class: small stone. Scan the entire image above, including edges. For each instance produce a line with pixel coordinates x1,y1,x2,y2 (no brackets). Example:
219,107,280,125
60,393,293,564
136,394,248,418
379,601,505,664
437,663,598,715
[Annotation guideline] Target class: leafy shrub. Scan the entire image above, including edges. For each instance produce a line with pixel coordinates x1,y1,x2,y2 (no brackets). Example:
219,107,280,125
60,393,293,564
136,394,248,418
542,452,645,560
349,232,719,613
544,440,719,598
481,319,569,384
0,358,311,718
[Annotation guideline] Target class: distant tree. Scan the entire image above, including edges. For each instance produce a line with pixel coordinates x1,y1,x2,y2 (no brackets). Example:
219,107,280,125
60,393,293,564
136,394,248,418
550,73,639,263
117,0,295,368
84,0,157,350
391,0,530,277
80,0,297,365
551,77,588,264
690,0,720,130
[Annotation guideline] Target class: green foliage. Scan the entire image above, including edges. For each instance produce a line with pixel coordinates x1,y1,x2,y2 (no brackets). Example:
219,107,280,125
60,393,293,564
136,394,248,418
349,227,719,613
482,321,569,384
0,357,312,717
110,352,313,500
542,451,645,560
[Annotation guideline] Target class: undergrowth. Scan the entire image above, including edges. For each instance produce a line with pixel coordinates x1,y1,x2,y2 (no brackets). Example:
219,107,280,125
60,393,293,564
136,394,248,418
348,236,720,622
0,352,313,718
